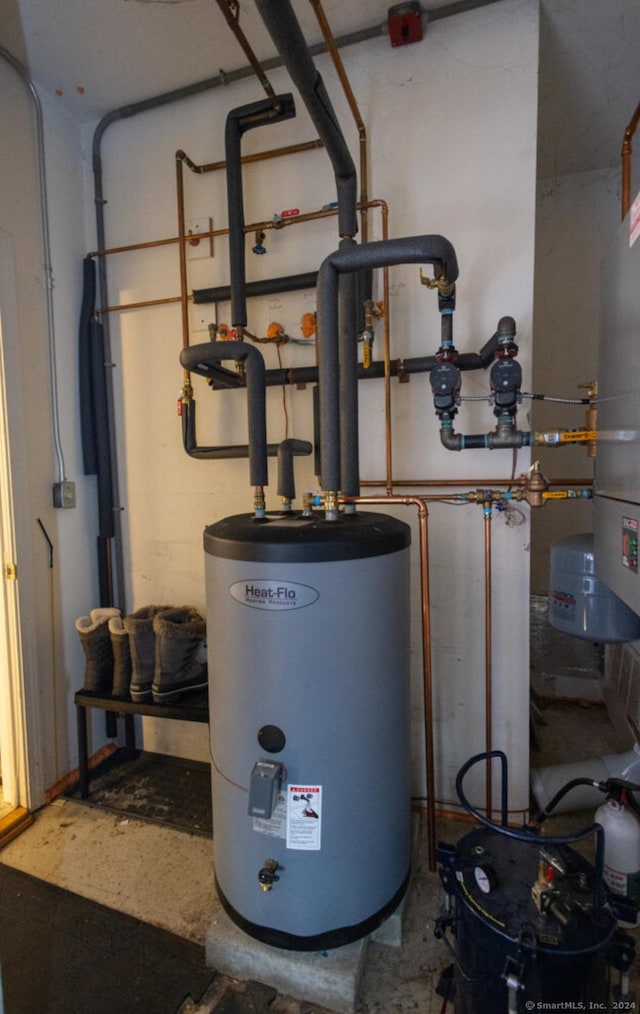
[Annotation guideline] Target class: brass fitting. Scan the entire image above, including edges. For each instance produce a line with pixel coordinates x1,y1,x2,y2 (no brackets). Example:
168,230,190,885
324,490,339,519
524,462,549,508
361,328,374,369
258,858,280,892
419,268,455,298
579,380,598,459
254,486,266,517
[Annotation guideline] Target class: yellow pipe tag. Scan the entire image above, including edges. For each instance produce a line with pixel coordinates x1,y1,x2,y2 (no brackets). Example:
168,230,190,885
542,491,570,500
560,430,597,443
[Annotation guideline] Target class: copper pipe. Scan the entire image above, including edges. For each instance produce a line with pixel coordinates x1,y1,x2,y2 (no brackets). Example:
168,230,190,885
382,264,393,491
101,295,185,313
346,494,437,871
483,502,493,820
361,477,593,488
90,205,340,259
214,0,279,104
309,0,369,243
183,139,325,174
96,200,387,313
621,99,640,220
175,155,190,392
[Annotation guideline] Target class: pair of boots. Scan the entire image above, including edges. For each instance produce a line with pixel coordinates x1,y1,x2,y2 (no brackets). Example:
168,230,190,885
75,606,207,704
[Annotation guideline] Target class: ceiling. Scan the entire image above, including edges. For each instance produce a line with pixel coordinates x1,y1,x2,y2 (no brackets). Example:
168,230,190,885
1,0,640,179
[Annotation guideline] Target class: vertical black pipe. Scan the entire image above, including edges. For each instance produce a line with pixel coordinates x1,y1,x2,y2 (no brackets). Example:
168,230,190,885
225,96,296,329
180,342,269,487
316,236,460,492
254,0,358,239
339,238,360,496
277,439,313,500
78,257,98,475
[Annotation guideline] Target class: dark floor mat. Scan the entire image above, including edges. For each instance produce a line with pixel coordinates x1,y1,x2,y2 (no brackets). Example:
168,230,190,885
67,751,213,836
0,864,214,1014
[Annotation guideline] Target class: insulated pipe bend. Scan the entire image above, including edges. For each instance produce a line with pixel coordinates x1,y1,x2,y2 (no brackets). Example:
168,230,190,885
277,439,313,500
180,342,268,486
316,235,459,491
254,0,358,239
226,94,296,329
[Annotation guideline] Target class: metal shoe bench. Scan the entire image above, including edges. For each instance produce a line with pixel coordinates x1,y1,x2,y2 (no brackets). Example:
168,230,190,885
74,688,209,798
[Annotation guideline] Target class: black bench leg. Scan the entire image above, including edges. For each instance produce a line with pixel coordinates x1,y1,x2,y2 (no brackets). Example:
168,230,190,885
124,713,137,752
76,703,89,798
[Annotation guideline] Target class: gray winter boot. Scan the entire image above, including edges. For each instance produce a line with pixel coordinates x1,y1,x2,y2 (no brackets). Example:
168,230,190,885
124,606,166,703
75,608,120,693
152,607,208,704
109,616,132,698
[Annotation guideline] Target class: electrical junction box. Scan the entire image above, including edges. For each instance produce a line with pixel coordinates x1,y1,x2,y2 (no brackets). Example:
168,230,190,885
388,2,424,47
248,760,284,819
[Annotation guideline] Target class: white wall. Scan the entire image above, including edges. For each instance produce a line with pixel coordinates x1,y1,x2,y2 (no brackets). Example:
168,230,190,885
89,0,539,812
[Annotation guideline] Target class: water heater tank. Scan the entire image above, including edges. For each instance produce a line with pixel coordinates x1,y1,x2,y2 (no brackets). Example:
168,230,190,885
204,510,412,950
549,532,640,642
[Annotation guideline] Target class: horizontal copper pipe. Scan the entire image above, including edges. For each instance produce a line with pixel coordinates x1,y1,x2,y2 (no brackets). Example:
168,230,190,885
102,295,186,313
96,200,385,313
361,477,593,488
90,203,345,259
195,139,324,173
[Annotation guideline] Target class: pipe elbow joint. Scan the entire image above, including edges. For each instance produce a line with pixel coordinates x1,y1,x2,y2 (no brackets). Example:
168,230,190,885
439,425,463,451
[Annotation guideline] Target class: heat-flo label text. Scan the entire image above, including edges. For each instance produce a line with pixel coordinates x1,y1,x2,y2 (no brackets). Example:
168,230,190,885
230,579,319,611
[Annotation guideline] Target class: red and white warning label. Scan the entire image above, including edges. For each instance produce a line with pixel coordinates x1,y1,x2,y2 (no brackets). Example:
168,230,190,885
286,785,322,851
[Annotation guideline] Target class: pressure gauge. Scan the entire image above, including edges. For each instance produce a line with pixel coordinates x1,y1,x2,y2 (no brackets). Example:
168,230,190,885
473,862,498,895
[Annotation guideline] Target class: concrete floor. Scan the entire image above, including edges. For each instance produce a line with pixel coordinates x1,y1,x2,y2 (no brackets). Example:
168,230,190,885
1,606,638,1012
0,798,454,1013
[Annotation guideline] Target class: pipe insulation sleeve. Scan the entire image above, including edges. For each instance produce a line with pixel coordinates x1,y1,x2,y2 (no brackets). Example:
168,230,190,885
90,318,115,538
277,439,313,500
180,342,268,486
79,257,98,475
254,0,358,239
338,238,360,497
225,95,296,328
317,235,459,491
193,271,318,305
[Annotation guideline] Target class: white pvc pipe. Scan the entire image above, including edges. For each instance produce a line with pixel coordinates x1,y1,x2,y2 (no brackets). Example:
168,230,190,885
531,743,640,814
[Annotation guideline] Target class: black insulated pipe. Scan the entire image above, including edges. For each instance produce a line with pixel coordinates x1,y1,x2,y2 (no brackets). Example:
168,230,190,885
338,239,360,496
78,257,98,476
226,95,296,329
254,0,358,239
277,439,313,500
203,344,499,392
316,235,459,492
180,398,280,461
193,271,318,305
180,342,268,486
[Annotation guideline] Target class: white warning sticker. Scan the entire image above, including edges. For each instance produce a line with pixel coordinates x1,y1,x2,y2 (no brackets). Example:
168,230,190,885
253,790,287,839
286,785,322,851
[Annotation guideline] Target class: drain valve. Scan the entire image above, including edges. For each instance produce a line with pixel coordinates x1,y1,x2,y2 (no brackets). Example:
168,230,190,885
258,859,280,892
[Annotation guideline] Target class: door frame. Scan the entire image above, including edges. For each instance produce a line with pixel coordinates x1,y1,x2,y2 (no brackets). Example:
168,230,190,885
0,229,45,813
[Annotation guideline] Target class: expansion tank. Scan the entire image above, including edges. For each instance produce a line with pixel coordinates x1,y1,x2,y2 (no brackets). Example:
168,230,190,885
204,509,411,950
